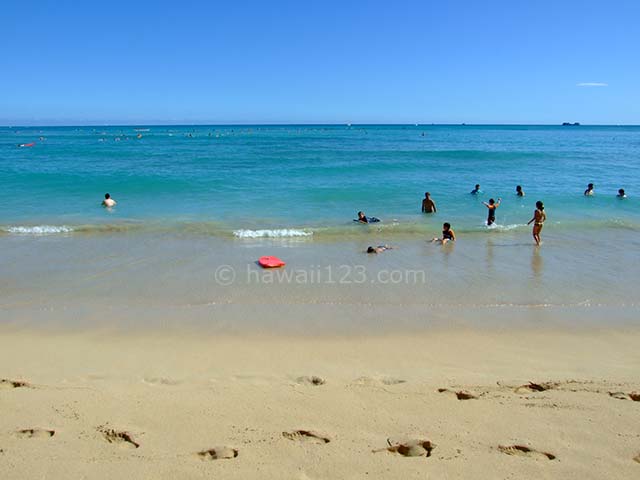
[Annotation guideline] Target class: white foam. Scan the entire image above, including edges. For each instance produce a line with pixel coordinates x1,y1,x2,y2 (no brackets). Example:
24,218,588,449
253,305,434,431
233,228,312,238
5,225,74,235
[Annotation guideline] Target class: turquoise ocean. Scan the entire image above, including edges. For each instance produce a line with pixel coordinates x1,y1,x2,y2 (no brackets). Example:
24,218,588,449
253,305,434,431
2,125,639,237
2,124,640,331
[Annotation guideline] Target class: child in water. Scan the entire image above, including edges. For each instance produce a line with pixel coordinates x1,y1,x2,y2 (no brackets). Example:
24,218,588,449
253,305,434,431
367,245,393,253
482,198,501,226
516,185,525,197
431,222,456,244
527,201,546,246
584,183,595,196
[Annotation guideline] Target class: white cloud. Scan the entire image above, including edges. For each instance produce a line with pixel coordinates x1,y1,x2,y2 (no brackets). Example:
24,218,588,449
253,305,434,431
577,82,608,87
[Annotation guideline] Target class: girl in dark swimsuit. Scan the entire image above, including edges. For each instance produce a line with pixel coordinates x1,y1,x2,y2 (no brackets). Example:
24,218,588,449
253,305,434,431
482,198,501,226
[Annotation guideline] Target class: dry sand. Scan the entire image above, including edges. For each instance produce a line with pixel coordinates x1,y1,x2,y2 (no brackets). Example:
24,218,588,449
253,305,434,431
1,327,639,479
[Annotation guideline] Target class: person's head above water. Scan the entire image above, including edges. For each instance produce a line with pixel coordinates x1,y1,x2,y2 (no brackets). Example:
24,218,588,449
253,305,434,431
425,192,431,198
587,183,594,190
536,200,544,210
358,211,365,219
516,185,522,192
488,198,495,205
367,246,376,253
618,188,626,196
475,184,480,190
443,222,451,231
104,193,111,199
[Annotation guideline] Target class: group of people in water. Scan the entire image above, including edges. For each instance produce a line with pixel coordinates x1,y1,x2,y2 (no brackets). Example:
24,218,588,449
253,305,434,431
364,181,627,251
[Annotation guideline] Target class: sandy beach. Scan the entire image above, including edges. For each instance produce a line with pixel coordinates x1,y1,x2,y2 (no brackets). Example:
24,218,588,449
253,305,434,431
1,327,639,479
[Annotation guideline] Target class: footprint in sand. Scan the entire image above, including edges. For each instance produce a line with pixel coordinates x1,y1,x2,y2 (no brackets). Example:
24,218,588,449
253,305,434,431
514,382,557,394
98,427,140,448
498,444,556,460
283,430,330,444
0,379,30,389
16,428,55,439
296,376,326,386
438,388,478,400
633,453,640,464
196,447,239,460
609,391,640,401
375,439,435,458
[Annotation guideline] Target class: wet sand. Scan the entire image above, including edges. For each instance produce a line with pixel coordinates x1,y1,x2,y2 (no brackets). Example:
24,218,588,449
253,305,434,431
1,328,639,479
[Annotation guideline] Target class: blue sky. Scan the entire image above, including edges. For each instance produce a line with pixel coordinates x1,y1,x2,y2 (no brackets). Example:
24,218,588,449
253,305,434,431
1,0,638,125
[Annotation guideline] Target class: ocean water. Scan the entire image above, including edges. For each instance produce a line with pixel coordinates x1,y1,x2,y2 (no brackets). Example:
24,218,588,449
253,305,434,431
1,125,639,330
2,125,639,237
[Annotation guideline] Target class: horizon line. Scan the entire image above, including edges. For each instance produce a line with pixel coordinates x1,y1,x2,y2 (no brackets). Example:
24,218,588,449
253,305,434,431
3,122,639,128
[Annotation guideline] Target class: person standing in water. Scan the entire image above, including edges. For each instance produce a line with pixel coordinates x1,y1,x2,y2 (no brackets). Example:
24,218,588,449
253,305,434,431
617,188,626,198
482,198,501,226
516,185,525,197
527,201,546,246
421,192,437,213
470,184,482,195
102,193,117,207
584,183,595,196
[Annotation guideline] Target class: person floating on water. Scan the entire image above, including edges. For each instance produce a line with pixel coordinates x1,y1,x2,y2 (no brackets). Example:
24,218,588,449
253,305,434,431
421,192,437,213
483,198,501,226
584,183,595,196
617,188,626,198
102,193,117,208
366,245,393,253
470,184,482,195
516,185,525,197
356,211,380,223
431,222,455,244
527,200,546,246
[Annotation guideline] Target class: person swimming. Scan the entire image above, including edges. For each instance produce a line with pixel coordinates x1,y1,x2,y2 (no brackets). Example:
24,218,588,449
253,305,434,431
527,200,546,246
431,222,455,244
102,193,117,208
618,188,626,198
421,192,437,213
516,185,525,197
482,198,501,226
355,211,380,223
470,184,482,195
584,183,595,196
366,245,393,253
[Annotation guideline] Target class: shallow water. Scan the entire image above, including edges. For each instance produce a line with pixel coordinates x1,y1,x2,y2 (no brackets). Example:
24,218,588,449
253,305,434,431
1,125,639,331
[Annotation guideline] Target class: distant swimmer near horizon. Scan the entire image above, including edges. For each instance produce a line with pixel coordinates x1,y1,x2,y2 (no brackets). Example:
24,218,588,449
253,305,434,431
421,192,437,213
102,193,117,208
431,222,455,244
516,185,525,197
355,211,380,223
584,183,595,196
366,245,393,253
470,184,482,195
527,200,546,246
483,198,501,226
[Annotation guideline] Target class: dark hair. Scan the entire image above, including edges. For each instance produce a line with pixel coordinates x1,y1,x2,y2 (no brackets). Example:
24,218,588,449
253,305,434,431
489,198,495,204
105,193,110,199
619,188,625,195
358,211,364,216
367,246,375,253
443,222,451,229
516,185,522,191
475,184,480,189
588,183,594,189
425,192,430,197
536,200,544,210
